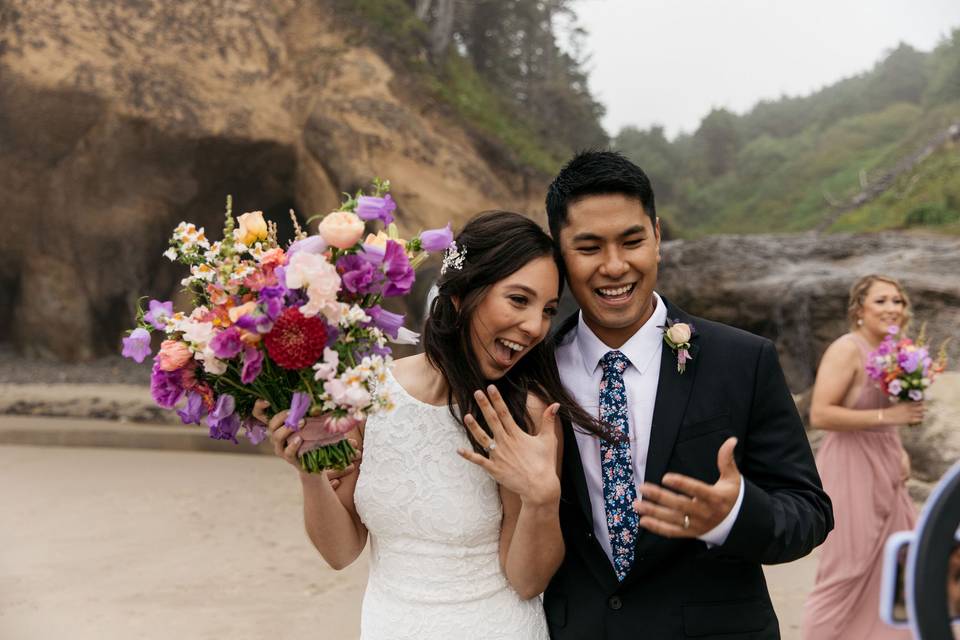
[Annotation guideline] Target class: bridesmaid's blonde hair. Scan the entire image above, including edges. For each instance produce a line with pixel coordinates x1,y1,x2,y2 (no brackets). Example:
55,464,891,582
847,274,912,330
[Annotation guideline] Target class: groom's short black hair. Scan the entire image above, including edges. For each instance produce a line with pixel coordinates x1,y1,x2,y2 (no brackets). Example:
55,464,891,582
545,150,657,240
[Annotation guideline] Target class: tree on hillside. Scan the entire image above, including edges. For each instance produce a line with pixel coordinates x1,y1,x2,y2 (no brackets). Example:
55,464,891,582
924,28,960,106
863,43,928,107
694,108,741,177
614,125,679,200
414,0,607,154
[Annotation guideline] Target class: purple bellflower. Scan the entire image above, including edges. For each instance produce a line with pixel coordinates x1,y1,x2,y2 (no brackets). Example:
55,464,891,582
207,394,241,443
143,300,174,330
122,328,153,363
285,391,312,430
356,194,396,226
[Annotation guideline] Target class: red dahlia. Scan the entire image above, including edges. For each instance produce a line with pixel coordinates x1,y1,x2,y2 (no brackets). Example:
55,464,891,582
263,307,328,370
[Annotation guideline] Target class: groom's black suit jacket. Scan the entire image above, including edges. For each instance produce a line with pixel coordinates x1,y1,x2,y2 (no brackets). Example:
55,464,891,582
544,298,833,640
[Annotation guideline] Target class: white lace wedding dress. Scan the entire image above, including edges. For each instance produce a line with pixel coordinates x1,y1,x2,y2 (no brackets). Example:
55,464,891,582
354,371,549,639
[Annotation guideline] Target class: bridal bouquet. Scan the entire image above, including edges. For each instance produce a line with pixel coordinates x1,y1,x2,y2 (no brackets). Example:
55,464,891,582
865,324,950,403
122,180,453,471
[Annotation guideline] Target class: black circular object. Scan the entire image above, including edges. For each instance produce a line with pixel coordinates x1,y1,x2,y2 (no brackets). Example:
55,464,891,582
907,461,960,639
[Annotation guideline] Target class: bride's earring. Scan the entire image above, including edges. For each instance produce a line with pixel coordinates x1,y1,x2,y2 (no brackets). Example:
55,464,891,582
857,318,863,326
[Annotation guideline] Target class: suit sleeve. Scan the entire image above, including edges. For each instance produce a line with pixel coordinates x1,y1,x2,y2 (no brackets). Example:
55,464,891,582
713,339,834,564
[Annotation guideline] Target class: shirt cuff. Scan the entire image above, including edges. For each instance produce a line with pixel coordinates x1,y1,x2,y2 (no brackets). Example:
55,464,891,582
698,477,745,548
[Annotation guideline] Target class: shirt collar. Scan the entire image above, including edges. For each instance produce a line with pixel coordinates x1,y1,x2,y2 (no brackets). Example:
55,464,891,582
575,291,667,376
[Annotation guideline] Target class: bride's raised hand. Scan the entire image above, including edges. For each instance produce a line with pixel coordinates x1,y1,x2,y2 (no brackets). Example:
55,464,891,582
457,385,560,505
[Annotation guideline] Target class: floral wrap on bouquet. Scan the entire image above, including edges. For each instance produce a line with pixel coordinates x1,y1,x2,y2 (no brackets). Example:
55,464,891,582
865,323,950,405
122,179,453,471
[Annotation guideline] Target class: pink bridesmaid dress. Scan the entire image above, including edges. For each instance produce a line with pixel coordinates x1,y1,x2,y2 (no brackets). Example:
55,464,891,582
801,333,917,640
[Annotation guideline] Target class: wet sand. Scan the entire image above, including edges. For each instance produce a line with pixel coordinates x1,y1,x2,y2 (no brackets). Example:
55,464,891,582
0,443,823,640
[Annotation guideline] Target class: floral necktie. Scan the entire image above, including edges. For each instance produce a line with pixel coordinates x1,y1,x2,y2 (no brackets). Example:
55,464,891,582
599,350,639,581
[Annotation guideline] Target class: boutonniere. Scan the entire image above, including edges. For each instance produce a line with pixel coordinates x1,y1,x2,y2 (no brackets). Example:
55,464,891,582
659,318,696,374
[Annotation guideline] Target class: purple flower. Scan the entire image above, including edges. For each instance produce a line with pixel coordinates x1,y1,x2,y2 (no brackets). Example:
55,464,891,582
877,339,893,356
381,240,415,297
259,285,286,320
243,417,268,445
150,361,185,408
234,312,273,334
361,243,386,265
356,342,393,360
285,391,312,430
177,391,206,425
887,325,900,335
122,328,152,363
287,236,328,259
210,326,243,359
419,223,453,252
356,194,396,226
207,394,240,443
898,349,921,374
908,389,923,402
888,379,903,396
241,346,264,384
337,254,382,295
144,300,174,330
367,305,405,339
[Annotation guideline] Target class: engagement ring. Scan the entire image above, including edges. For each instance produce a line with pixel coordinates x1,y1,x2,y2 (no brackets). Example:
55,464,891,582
486,441,497,452
683,514,690,530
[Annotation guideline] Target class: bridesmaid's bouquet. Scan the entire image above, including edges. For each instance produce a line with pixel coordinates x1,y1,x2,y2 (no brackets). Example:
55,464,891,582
122,180,453,471
865,324,950,403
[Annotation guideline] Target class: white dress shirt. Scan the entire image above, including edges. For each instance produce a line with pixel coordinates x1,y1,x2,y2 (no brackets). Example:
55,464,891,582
556,292,744,563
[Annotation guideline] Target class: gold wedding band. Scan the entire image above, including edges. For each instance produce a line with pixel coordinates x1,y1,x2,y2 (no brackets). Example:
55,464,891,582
683,514,691,530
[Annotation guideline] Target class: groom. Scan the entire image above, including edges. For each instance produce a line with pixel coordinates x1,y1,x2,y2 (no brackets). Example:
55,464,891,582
544,151,833,639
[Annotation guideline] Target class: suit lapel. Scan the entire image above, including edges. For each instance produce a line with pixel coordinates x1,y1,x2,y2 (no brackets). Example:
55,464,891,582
643,299,698,488
621,300,700,584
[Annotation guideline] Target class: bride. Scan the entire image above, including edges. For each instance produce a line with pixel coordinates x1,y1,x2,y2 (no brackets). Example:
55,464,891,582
258,211,606,639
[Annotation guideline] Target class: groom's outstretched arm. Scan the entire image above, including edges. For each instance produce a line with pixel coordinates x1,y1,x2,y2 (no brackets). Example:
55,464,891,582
633,339,832,563
717,339,834,564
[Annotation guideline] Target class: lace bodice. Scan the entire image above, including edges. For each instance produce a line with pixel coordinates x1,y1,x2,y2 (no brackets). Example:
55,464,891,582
353,370,548,639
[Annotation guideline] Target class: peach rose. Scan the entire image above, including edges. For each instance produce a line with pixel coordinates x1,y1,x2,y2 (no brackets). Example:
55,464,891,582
318,211,365,249
228,301,258,324
236,211,268,245
158,340,193,371
364,230,406,250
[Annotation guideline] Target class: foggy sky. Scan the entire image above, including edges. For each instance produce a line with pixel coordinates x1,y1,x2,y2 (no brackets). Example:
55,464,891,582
575,0,960,138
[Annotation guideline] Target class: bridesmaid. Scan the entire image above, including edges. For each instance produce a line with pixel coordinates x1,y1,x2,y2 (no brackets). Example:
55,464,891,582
801,274,923,640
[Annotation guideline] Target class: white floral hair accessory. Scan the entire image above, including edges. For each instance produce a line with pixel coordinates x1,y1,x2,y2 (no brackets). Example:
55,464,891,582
440,242,466,275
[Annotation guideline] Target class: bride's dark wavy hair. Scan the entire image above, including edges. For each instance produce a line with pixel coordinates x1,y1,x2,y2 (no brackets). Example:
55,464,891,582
423,211,609,453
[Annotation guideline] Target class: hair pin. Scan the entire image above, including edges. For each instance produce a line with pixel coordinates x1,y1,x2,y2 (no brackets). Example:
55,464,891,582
440,242,466,275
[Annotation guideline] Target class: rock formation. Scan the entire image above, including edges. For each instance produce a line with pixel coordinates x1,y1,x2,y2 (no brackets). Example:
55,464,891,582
0,0,544,361
658,232,960,490
658,232,960,392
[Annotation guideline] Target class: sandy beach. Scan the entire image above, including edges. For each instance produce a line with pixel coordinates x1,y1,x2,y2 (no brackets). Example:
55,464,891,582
0,442,820,640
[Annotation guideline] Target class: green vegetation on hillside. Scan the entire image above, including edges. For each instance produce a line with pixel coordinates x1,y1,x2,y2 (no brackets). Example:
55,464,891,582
329,0,607,174
615,32,960,237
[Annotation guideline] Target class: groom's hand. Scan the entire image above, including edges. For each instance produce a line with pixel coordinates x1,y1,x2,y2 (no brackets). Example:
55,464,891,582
633,437,741,538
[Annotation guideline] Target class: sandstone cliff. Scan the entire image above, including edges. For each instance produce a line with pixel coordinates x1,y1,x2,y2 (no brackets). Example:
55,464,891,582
0,0,544,360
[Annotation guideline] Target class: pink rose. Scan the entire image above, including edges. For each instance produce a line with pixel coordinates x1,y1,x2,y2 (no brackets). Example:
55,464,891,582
318,211,365,249
259,247,287,269
158,340,193,371
296,415,362,454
